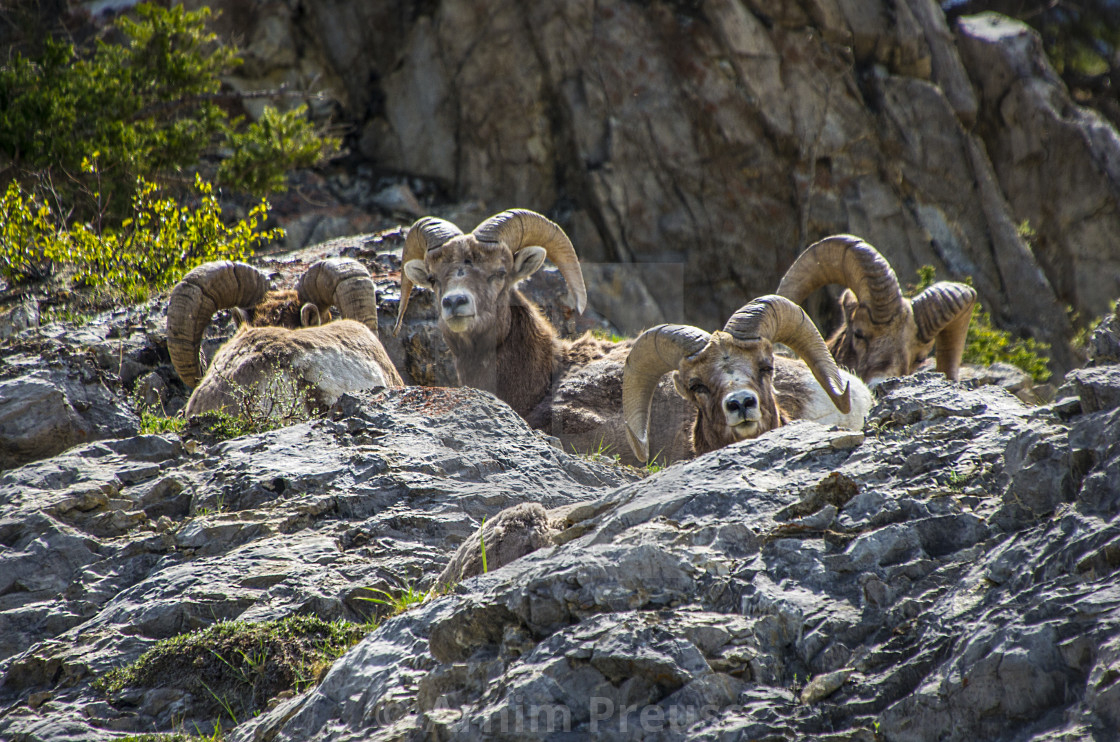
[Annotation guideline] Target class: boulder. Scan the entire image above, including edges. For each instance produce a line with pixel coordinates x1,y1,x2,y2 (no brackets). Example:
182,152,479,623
220,373,1120,741
0,369,139,470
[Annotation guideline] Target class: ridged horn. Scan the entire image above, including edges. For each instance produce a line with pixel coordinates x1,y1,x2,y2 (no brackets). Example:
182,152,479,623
911,281,977,381
723,294,851,414
297,258,380,337
776,235,904,325
623,324,712,462
472,209,587,314
395,217,464,335
167,261,272,388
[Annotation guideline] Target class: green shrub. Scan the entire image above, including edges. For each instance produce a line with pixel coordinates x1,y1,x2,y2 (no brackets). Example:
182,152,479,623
909,265,1052,382
0,165,281,296
0,2,335,222
963,306,1052,382
139,409,188,436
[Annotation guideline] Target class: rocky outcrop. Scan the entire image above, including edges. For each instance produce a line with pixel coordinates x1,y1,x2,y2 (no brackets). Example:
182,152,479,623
957,13,1120,326
173,0,1120,374
1088,301,1120,367
0,386,633,738
2,291,1119,741
229,372,1120,742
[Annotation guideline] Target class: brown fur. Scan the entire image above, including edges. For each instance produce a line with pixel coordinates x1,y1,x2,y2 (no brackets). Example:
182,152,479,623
435,503,555,588
445,291,559,417
671,333,833,457
411,238,698,464
827,290,934,382
532,339,696,465
412,237,588,418
246,290,306,328
674,334,776,455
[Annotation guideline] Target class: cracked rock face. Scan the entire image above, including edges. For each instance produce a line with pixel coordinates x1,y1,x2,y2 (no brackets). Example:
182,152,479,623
198,372,1119,742
5,355,1117,741
0,385,634,739
182,0,1120,373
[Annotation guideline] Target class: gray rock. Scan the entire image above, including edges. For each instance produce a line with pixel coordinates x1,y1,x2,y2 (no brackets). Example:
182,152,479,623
1060,365,1120,414
1088,306,1120,366
0,386,631,738
0,369,139,470
0,361,1118,742
958,12,1120,325
0,301,39,340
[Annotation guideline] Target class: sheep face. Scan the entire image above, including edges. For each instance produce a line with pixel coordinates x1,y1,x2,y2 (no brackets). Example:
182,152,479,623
623,296,860,464
673,331,782,452
402,237,547,340
777,236,977,384
829,290,932,386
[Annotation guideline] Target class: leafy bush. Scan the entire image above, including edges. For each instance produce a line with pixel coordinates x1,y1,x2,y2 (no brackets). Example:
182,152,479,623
138,408,188,436
0,163,281,297
963,306,1052,382
0,3,335,222
909,265,1052,382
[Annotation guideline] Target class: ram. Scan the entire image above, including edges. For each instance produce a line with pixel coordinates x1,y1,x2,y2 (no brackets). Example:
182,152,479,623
623,295,873,462
777,235,977,386
396,209,692,464
167,258,403,417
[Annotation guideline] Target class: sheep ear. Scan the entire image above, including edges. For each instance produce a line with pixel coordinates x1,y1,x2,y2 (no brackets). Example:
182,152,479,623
838,288,859,322
512,246,547,283
403,259,433,289
232,307,251,328
300,303,322,327
671,370,688,398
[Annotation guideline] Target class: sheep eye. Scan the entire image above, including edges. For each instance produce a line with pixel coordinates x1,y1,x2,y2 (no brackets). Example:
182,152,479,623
490,270,507,283
760,364,774,375
852,327,867,341
688,380,710,396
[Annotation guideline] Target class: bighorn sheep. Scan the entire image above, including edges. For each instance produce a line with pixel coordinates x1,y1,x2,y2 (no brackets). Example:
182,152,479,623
623,295,873,462
777,235,977,386
167,258,403,417
436,503,556,589
396,209,591,413
396,209,693,463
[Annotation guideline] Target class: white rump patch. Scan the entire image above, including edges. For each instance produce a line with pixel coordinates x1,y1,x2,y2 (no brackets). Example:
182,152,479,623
801,370,873,430
293,346,391,405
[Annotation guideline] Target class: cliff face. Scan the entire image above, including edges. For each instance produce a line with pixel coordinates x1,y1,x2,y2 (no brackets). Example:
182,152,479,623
194,0,1120,373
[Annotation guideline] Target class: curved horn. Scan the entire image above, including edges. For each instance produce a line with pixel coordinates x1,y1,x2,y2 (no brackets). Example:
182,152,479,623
911,281,977,381
623,324,712,462
167,261,272,388
395,217,463,335
297,258,379,336
472,209,587,314
776,235,904,325
724,294,851,414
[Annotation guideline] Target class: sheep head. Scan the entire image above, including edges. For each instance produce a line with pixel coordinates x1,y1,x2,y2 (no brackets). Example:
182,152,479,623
395,209,587,344
623,295,852,462
777,235,977,385
167,258,381,388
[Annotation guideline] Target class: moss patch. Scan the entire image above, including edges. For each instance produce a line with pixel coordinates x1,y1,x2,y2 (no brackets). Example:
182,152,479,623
95,615,370,722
